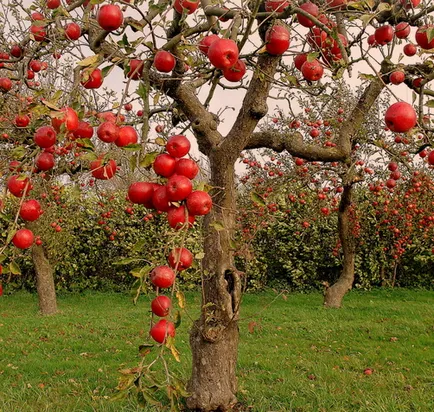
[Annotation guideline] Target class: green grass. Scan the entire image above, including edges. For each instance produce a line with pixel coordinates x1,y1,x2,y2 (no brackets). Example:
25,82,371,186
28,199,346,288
0,289,433,411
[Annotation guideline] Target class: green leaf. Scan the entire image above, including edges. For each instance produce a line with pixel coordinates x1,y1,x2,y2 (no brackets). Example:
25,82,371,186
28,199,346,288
176,291,185,309
427,28,434,44
122,144,142,151
139,388,161,406
358,73,377,81
139,151,158,168
101,65,114,78
165,336,180,362
137,82,148,100
9,261,21,275
75,138,94,150
155,137,166,146
425,100,434,108
307,52,320,62
173,310,182,328
250,191,266,207
10,146,26,160
210,221,225,231
77,54,101,67
113,257,143,265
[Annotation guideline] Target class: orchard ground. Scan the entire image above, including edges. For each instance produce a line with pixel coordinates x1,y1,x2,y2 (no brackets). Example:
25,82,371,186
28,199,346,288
0,289,433,411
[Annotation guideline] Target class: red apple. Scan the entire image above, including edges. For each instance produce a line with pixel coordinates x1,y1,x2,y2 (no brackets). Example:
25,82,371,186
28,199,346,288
34,126,58,149
30,25,47,42
384,102,417,133
265,25,290,55
167,205,195,229
81,68,103,89
150,265,176,288
265,0,290,12
127,59,144,80
10,45,23,58
297,2,319,28
128,182,154,205
154,50,176,73
90,156,117,180
301,59,324,81
0,77,13,92
29,60,42,72
65,22,81,40
153,153,176,177
7,175,32,197
151,296,172,317
36,152,55,171
173,0,199,15
115,126,138,147
395,22,410,39
186,190,212,215
403,43,417,56
294,53,308,71
19,199,42,221
388,162,398,172
168,247,193,271
166,135,190,158
152,186,171,212
198,34,220,55
150,319,175,344
389,71,405,85
375,25,394,46
51,107,79,132
223,59,246,82
208,39,239,69
72,121,93,139
47,0,61,9
97,121,119,143
415,25,434,50
97,4,123,31
174,158,199,179
400,0,421,9
15,115,30,128
166,174,193,202
12,228,34,249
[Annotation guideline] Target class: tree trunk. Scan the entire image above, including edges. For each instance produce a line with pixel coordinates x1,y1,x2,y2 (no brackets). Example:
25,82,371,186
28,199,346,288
324,184,356,308
32,244,57,315
187,152,241,411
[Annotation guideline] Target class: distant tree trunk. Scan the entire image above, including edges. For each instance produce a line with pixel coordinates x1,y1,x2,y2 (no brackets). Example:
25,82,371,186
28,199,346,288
324,184,356,308
32,244,57,315
187,152,241,411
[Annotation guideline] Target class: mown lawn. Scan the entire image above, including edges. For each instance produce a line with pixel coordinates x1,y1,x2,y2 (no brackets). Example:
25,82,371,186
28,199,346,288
0,289,433,411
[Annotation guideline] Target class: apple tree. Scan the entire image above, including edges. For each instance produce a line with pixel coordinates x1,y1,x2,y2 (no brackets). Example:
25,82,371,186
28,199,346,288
2,0,434,410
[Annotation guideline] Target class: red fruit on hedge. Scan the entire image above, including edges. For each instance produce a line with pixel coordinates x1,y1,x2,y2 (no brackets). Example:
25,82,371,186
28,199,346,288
154,50,176,73
97,4,123,31
12,228,34,249
29,60,42,72
294,53,308,71
301,59,324,81
10,45,23,58
388,162,398,172
97,122,119,143
403,43,417,56
90,157,117,180
150,319,175,344
415,25,434,50
168,247,193,271
166,175,193,201
47,0,61,9
297,2,319,28
150,265,176,289
19,199,42,222
186,190,212,216
265,0,290,12
7,175,32,197
0,77,13,92
198,34,220,55
166,135,190,158
65,22,81,40
167,205,195,229
208,39,239,69
223,59,247,82
30,25,47,42
115,126,138,147
386,179,396,189
153,153,177,177
265,25,290,55
128,182,154,205
384,102,417,133
36,152,55,171
15,115,30,128
175,158,199,179
81,68,103,89
151,296,172,317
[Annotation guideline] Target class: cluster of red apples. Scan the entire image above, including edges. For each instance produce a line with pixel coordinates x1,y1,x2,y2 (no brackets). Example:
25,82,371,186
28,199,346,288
127,134,212,229
148,246,194,344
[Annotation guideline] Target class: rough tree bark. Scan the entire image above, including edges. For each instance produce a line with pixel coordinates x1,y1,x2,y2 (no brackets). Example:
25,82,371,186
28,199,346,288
324,184,356,308
32,244,57,315
187,152,241,411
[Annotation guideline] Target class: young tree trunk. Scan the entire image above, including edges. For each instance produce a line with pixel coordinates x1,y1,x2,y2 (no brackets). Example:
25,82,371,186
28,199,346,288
32,244,57,315
187,152,241,411
324,184,356,308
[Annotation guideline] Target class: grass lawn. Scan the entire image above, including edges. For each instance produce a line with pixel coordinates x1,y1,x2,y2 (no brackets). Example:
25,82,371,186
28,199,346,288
0,288,433,411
